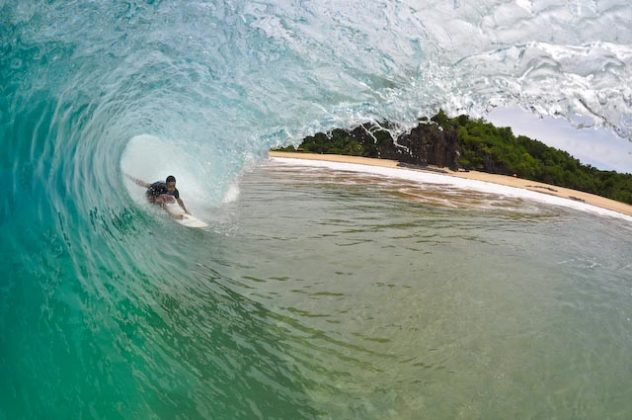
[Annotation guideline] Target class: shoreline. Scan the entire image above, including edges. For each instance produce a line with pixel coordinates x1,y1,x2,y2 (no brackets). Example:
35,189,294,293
268,151,632,218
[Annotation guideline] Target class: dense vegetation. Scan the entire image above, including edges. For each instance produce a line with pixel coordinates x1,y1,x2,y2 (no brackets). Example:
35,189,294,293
275,111,632,205
431,111,632,205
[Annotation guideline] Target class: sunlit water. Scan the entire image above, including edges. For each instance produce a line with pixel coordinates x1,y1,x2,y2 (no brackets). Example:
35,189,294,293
3,0,632,418
222,162,632,418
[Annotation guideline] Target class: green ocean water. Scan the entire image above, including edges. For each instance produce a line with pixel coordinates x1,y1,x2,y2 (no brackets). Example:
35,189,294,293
4,161,631,418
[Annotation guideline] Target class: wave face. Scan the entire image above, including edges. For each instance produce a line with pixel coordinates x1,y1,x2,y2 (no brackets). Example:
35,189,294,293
1,0,632,417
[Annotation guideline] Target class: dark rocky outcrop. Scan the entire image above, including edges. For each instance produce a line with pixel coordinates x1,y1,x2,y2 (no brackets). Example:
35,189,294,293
394,123,460,169
289,121,462,169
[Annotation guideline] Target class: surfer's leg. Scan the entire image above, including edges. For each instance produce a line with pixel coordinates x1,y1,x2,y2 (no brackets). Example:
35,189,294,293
153,195,166,207
153,195,183,219
145,194,181,219
159,194,175,204
146,191,157,204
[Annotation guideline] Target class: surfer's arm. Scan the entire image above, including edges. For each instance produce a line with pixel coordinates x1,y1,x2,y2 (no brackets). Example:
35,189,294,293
177,198,190,214
125,173,150,188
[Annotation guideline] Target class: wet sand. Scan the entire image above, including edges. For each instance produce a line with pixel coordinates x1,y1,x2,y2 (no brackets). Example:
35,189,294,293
268,151,632,217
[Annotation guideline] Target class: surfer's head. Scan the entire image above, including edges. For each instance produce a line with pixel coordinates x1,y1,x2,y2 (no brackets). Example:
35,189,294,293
166,175,176,192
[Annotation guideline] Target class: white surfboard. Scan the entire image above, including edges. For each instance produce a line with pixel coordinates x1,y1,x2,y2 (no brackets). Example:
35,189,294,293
176,213,209,228
165,203,208,228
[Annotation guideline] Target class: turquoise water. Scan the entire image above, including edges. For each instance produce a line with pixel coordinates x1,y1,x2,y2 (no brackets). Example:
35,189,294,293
2,1,632,418
3,160,632,418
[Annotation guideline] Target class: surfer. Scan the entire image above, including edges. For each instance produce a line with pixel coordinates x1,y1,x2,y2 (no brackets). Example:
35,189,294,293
127,174,190,219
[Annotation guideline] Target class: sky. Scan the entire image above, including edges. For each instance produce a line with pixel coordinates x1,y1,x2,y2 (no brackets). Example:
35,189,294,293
486,107,632,174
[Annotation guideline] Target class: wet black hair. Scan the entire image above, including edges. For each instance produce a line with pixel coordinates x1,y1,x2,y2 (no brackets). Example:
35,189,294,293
166,175,176,183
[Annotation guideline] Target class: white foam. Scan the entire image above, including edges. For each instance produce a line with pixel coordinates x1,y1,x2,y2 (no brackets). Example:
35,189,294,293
222,182,241,204
270,157,632,222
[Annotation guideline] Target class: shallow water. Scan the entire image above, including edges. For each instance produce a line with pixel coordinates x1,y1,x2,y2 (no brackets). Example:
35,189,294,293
218,162,632,418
